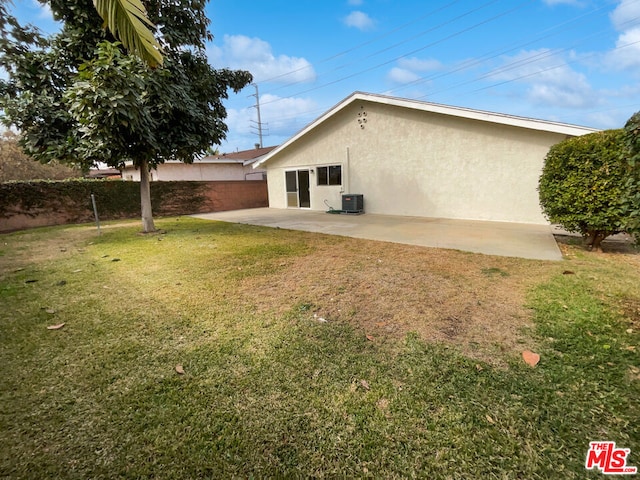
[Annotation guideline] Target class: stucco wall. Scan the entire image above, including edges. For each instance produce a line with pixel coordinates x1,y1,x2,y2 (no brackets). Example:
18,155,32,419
123,163,265,182
264,101,569,224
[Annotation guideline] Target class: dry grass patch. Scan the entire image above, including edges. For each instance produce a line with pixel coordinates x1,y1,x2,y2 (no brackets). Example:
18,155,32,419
239,235,560,364
0,221,138,276
0,225,91,274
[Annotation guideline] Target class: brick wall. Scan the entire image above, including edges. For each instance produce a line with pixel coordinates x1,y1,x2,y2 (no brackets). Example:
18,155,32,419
199,181,269,212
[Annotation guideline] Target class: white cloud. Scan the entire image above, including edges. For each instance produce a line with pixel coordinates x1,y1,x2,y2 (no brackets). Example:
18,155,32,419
260,94,318,134
207,35,316,84
527,82,593,108
387,57,441,85
601,82,640,99
387,68,420,84
605,1,640,72
343,11,375,31
583,111,627,129
609,27,640,70
610,0,640,29
397,57,442,72
490,49,597,108
31,0,54,21
221,94,318,150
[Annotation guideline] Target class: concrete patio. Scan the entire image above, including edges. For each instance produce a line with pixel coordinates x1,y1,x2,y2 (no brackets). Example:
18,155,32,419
192,208,563,261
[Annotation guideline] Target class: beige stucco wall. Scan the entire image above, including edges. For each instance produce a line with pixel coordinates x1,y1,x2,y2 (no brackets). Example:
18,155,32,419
264,101,569,224
122,163,265,182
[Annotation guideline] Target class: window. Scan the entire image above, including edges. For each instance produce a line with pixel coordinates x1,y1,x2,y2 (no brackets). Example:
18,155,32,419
285,171,297,192
317,165,342,186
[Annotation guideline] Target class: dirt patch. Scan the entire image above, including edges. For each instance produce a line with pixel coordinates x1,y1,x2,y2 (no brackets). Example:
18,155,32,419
240,236,559,365
0,221,148,277
619,297,640,330
0,224,100,277
554,233,639,256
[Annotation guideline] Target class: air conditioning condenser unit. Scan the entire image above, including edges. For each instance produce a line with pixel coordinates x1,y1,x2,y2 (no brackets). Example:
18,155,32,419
341,194,364,214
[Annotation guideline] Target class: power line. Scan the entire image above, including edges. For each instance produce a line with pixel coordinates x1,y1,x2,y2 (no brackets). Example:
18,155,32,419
260,0,535,107
385,0,617,96
258,0,465,85
261,0,502,96
461,37,640,98
417,14,640,101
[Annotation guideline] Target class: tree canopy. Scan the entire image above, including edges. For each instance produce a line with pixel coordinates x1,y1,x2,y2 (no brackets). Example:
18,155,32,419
0,0,252,232
93,0,164,67
0,132,82,182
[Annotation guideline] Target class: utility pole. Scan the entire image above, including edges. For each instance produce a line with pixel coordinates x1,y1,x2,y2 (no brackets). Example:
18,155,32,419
249,83,265,148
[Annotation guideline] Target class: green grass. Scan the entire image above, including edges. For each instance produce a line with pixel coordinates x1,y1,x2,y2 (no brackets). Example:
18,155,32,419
0,217,638,479
481,267,510,277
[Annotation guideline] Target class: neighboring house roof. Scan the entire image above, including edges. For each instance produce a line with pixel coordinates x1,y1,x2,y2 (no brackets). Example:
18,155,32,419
209,145,277,165
86,167,121,179
254,91,600,168
122,145,277,169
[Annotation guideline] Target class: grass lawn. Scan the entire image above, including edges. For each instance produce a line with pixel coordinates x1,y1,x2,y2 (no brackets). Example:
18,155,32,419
1,217,638,478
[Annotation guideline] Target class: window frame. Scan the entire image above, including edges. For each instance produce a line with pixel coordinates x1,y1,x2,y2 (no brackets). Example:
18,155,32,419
316,164,342,186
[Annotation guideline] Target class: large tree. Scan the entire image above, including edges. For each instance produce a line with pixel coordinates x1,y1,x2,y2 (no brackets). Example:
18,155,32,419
0,0,251,232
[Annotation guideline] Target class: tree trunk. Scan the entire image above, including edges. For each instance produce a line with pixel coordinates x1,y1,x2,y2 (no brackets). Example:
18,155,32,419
585,230,596,249
591,232,606,252
139,158,156,233
585,230,607,252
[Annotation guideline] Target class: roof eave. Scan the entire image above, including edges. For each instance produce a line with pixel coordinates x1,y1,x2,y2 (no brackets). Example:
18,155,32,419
253,92,599,169
253,93,362,168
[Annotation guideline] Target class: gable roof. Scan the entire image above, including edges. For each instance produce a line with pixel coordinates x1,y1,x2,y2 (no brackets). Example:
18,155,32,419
122,145,277,169
254,91,599,168
204,145,277,166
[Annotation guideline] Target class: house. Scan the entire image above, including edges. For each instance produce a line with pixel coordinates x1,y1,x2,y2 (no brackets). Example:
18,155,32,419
122,145,275,181
86,166,122,179
253,92,598,225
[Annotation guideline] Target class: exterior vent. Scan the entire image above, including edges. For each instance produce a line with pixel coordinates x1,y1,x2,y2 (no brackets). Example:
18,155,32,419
342,194,364,214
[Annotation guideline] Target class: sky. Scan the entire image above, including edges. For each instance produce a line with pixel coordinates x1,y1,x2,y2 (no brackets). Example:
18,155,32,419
6,0,640,153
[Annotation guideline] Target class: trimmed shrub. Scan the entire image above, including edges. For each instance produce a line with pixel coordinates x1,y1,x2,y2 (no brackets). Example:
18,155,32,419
0,179,207,222
623,112,640,241
538,129,635,250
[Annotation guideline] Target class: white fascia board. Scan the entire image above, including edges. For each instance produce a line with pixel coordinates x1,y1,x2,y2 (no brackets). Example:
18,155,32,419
124,158,243,166
196,159,244,165
371,93,600,136
243,154,269,167
252,94,355,169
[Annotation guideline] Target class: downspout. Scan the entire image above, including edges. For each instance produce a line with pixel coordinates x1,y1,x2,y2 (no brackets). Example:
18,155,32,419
345,147,350,194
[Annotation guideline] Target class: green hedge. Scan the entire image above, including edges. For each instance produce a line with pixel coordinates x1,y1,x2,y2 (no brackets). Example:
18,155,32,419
0,179,208,220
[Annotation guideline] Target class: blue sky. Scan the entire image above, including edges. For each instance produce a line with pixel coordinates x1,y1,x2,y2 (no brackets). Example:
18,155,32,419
6,0,640,152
